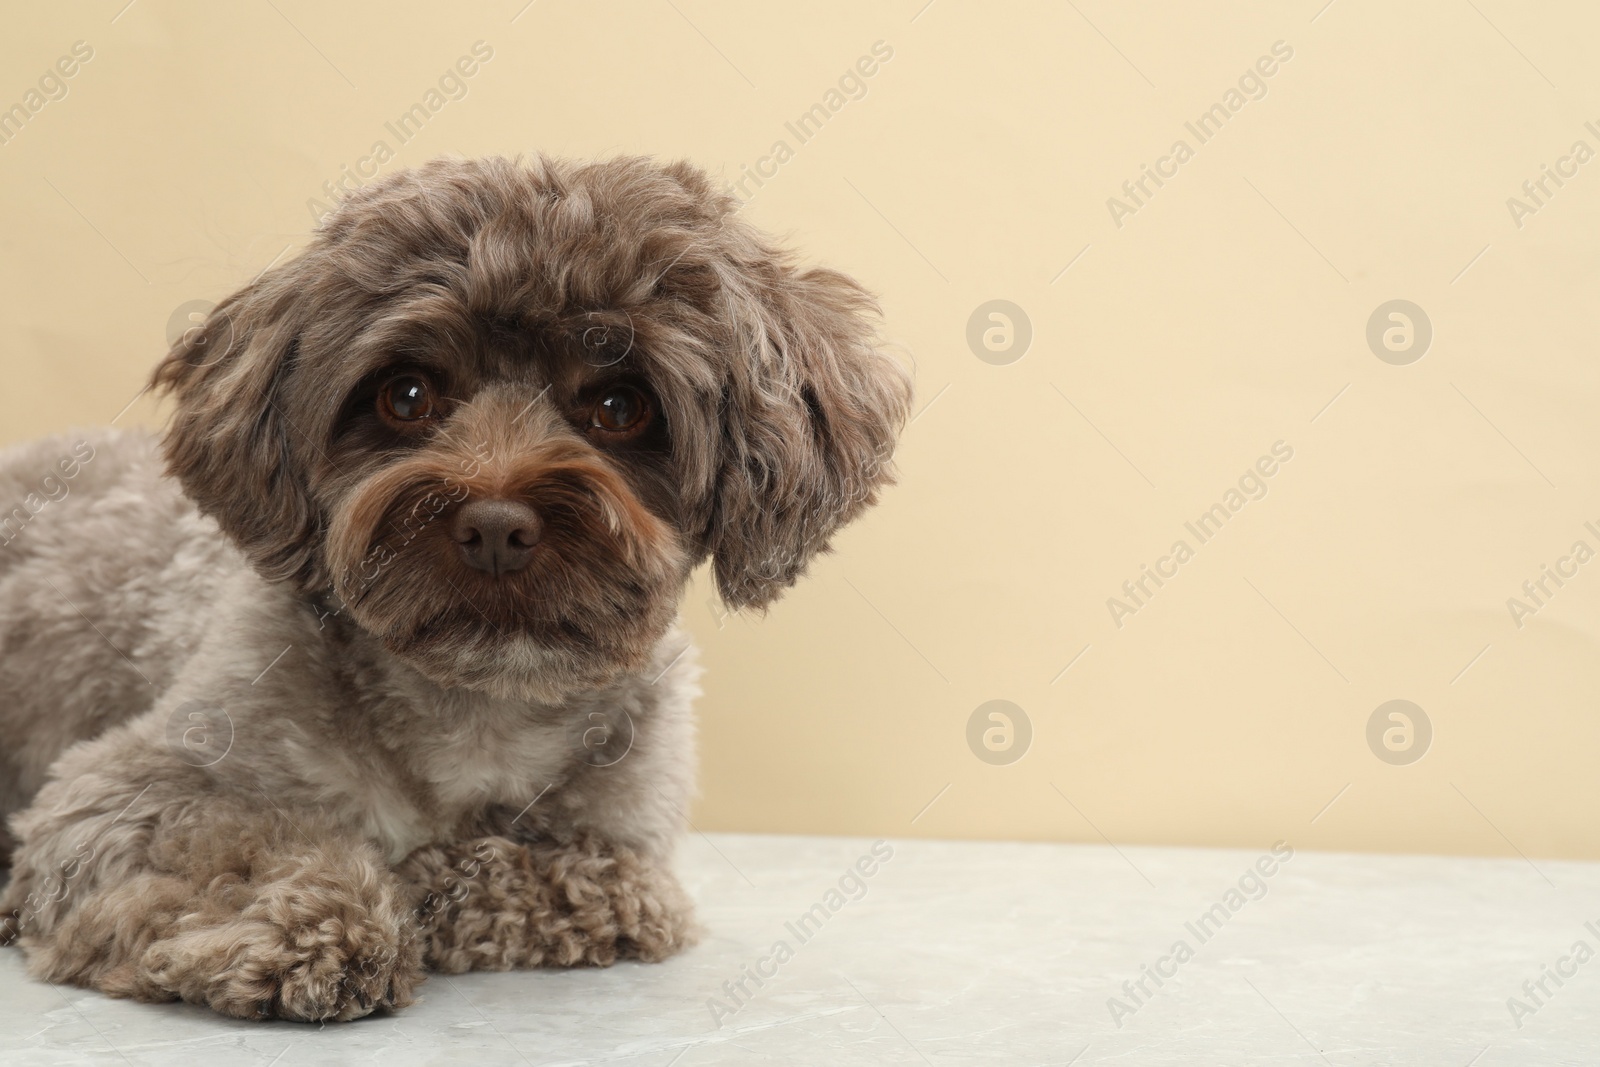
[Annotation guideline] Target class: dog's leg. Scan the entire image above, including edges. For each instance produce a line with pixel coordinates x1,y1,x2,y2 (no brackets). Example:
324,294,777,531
396,833,698,974
2,775,424,1022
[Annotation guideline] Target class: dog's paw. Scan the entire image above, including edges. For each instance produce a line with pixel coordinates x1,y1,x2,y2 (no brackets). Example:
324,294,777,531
401,834,699,974
534,834,701,967
139,858,424,1022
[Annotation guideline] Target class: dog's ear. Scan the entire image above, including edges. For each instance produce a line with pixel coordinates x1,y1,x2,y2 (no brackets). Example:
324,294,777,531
708,259,913,610
151,267,323,588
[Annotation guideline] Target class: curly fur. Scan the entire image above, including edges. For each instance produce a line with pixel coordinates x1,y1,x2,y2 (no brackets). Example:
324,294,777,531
399,833,700,974
0,155,910,1022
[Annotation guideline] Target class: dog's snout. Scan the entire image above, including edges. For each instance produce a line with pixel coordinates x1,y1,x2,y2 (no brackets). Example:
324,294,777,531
451,498,542,576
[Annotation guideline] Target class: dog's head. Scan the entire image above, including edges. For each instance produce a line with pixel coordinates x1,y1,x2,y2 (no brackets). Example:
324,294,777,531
153,156,911,700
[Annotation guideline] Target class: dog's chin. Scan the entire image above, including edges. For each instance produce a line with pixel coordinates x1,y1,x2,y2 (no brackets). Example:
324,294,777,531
398,633,608,704
371,606,674,704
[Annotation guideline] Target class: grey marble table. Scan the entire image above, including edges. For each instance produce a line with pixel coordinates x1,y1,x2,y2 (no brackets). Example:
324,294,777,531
1,833,1595,1065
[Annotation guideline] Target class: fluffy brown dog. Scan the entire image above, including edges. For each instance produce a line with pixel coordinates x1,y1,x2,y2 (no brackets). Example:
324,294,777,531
0,155,910,1021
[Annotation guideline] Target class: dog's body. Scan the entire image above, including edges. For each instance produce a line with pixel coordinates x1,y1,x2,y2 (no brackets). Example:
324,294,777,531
0,425,700,868
0,156,909,1021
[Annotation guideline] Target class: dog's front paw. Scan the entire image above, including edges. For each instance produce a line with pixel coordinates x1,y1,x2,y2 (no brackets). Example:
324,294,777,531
401,834,699,974
139,859,424,1022
536,834,701,966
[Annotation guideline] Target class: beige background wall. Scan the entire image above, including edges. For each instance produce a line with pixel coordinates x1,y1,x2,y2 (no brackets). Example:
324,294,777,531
3,1,1598,859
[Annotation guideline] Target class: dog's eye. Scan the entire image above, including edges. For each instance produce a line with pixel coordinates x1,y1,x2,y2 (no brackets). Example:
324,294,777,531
378,375,436,427
589,386,651,439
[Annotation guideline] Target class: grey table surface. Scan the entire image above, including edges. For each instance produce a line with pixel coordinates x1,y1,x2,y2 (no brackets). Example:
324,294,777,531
0,832,1594,1066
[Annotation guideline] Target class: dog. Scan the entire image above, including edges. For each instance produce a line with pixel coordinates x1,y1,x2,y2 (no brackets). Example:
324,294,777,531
0,155,910,1021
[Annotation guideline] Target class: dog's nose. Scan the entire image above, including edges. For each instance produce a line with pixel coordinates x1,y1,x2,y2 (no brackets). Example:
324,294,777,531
451,499,542,576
